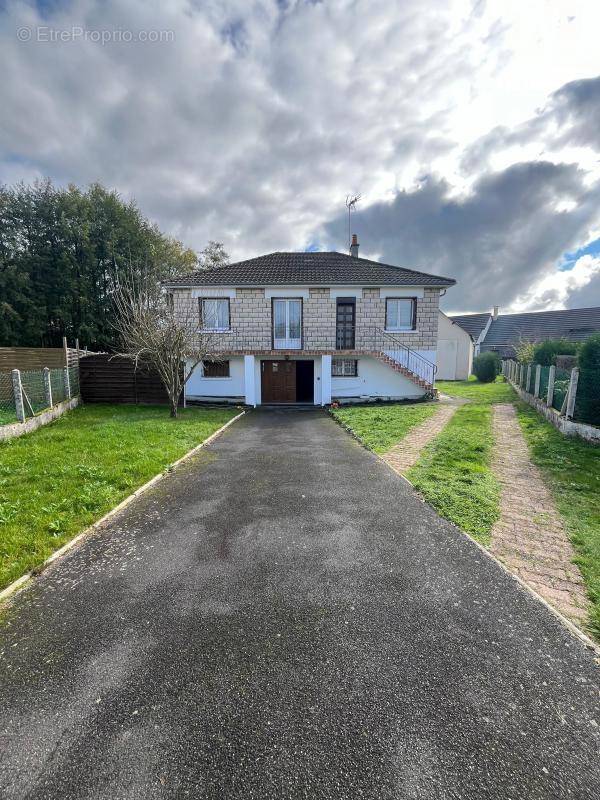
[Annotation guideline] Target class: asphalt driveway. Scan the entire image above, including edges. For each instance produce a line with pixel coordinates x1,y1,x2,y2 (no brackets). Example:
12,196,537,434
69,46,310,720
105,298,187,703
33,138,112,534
0,409,598,799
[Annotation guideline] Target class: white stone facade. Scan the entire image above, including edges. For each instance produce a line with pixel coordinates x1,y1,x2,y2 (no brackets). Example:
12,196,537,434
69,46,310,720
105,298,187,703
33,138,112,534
173,285,441,353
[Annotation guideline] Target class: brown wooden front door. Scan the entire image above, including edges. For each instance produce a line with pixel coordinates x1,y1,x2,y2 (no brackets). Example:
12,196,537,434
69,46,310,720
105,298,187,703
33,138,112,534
261,360,296,403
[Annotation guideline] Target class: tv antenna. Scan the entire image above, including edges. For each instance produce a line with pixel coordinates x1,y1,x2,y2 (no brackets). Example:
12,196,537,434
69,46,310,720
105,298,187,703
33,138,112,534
345,194,361,250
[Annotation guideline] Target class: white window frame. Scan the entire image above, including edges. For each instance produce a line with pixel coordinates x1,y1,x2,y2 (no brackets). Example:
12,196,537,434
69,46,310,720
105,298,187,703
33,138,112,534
332,358,358,377
199,297,230,332
272,298,302,349
385,297,416,332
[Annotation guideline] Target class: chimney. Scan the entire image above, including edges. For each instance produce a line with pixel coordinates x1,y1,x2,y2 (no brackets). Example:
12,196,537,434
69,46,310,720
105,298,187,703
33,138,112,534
492,305,499,320
350,233,359,258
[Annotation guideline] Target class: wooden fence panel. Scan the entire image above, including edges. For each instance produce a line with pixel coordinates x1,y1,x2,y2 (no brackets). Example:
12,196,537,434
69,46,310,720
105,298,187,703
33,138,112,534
80,354,182,406
0,347,66,371
0,346,88,370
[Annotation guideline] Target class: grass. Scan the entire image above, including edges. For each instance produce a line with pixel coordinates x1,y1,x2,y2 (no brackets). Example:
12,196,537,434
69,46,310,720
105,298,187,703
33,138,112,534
516,403,600,639
0,404,238,591
436,375,515,405
330,402,438,453
407,403,500,542
0,409,17,426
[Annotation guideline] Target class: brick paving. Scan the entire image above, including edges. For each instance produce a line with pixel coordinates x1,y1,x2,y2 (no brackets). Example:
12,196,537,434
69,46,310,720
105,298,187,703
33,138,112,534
490,404,589,626
383,395,465,475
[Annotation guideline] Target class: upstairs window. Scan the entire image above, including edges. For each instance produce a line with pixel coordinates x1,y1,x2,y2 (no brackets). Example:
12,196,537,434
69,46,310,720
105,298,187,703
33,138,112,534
199,298,230,331
273,298,302,349
385,298,416,332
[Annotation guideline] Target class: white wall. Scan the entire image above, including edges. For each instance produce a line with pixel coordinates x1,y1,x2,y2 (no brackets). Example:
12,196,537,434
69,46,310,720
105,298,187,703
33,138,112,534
186,354,428,404
185,357,245,400
332,356,426,401
436,312,473,380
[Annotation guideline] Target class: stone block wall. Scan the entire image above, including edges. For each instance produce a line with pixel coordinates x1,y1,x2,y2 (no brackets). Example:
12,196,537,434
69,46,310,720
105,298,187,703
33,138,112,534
172,286,441,353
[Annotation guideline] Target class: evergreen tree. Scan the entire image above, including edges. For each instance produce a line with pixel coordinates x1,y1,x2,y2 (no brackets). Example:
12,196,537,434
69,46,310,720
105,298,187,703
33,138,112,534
0,180,197,349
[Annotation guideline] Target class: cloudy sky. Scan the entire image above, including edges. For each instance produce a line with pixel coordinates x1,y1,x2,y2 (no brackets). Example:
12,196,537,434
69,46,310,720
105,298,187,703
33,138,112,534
1,0,600,313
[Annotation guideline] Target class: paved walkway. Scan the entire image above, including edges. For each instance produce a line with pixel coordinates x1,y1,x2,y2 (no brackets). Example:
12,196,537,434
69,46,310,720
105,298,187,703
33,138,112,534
0,410,598,799
384,395,466,475
490,404,589,626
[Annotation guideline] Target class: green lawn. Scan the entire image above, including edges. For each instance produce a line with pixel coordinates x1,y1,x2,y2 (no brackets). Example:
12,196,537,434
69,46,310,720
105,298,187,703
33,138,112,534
330,402,438,453
516,403,600,639
0,404,238,590
436,375,515,404
407,403,499,542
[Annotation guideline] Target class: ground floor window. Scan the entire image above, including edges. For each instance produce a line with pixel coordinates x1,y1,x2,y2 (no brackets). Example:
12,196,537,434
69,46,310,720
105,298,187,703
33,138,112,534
332,358,358,377
202,360,230,377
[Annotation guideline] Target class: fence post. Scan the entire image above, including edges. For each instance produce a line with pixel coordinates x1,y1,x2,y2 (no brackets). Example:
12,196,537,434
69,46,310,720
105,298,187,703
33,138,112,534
63,366,71,401
43,366,53,408
534,364,541,398
565,367,579,420
526,364,532,393
12,369,25,423
547,365,555,407
519,363,523,386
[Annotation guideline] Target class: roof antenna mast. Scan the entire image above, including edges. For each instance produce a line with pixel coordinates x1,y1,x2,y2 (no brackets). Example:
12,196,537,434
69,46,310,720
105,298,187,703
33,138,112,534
345,194,361,253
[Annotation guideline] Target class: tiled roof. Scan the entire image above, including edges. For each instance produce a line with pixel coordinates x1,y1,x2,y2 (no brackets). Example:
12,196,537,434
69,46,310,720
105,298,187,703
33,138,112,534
164,251,456,288
483,307,600,347
449,313,492,341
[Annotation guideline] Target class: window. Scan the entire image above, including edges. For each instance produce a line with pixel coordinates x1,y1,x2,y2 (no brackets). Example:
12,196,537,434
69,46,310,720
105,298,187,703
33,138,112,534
199,298,230,331
385,298,416,331
165,292,174,314
272,298,302,348
332,358,358,377
202,360,230,378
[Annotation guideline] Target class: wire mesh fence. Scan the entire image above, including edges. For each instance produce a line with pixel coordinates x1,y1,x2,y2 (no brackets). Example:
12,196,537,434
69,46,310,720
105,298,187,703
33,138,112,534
0,365,80,426
503,358,600,429
538,365,550,400
574,368,600,426
50,368,67,404
552,368,571,413
20,369,48,415
0,371,17,424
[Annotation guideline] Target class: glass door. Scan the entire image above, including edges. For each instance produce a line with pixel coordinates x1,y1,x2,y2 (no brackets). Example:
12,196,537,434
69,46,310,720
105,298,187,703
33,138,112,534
273,299,302,349
336,299,356,349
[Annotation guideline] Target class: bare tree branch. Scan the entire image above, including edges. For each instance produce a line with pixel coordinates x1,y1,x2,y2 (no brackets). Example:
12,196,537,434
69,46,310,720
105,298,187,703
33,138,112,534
111,270,220,417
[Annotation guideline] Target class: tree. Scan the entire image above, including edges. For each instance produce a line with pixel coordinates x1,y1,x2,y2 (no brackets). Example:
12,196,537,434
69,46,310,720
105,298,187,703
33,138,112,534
111,272,220,418
532,338,578,365
197,240,229,270
473,351,501,382
0,180,197,349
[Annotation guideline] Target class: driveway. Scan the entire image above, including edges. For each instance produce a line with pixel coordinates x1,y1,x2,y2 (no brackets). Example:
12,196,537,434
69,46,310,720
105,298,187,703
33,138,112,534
0,409,598,799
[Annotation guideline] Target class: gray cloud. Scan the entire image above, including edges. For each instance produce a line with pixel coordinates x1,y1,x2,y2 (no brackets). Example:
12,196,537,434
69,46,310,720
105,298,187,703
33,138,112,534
322,161,600,312
462,75,600,175
1,1,600,313
0,0,479,257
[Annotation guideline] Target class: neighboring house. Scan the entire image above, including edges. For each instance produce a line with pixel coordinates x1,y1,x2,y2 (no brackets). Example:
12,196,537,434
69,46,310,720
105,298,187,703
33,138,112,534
450,305,600,359
436,311,473,380
164,241,455,406
448,311,493,357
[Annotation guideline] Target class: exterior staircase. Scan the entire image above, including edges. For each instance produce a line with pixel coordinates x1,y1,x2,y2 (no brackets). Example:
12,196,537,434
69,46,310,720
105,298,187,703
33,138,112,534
363,328,438,397
375,352,436,394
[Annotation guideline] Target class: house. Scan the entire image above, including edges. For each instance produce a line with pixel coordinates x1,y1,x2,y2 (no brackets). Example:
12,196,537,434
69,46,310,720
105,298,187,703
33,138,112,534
450,306,600,360
436,311,473,380
448,310,494,357
163,238,456,406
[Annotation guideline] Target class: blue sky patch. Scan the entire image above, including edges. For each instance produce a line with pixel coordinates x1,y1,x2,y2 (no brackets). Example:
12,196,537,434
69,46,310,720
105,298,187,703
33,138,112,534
560,237,600,270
